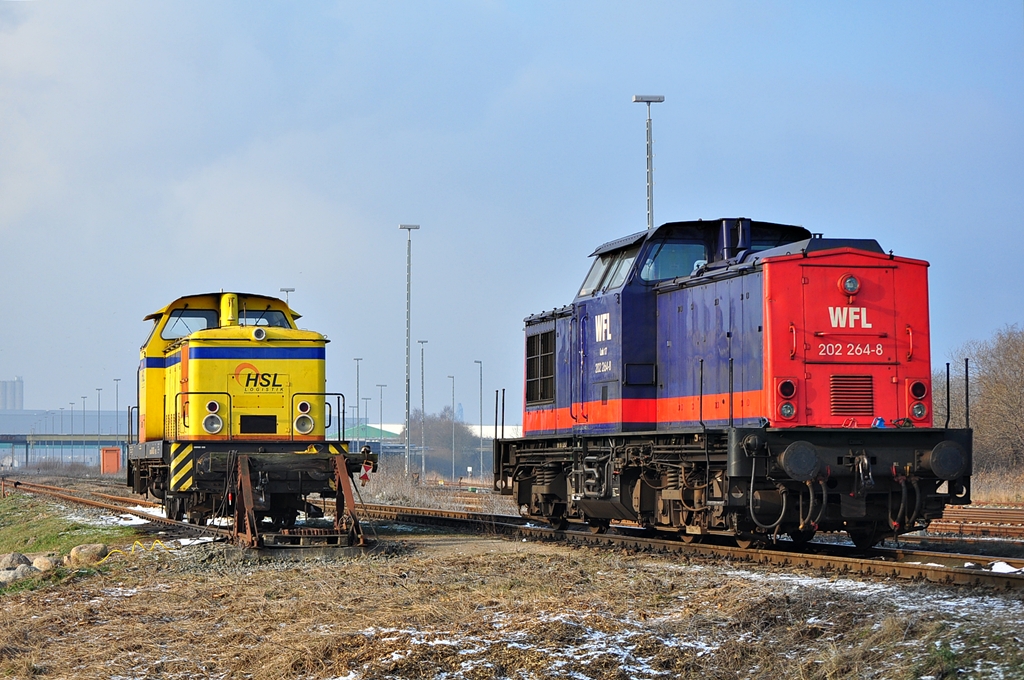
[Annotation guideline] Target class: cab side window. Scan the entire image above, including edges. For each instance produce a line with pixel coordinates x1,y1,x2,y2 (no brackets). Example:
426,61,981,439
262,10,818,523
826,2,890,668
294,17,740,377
640,242,708,281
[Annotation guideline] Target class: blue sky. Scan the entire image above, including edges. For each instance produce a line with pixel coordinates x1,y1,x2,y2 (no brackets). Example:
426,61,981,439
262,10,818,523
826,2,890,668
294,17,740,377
0,1,1021,425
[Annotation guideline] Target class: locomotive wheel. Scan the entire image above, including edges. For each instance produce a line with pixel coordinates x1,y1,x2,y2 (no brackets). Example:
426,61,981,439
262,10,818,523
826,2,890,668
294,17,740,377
848,527,881,550
548,517,569,531
164,497,184,522
787,528,816,547
734,536,757,549
680,533,702,544
265,510,297,530
587,519,610,534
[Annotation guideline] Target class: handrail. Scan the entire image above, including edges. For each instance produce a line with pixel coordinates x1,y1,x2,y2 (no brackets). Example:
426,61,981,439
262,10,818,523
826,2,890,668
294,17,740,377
579,312,589,422
290,392,347,442
569,315,577,422
905,325,914,361
128,406,138,445
790,323,797,358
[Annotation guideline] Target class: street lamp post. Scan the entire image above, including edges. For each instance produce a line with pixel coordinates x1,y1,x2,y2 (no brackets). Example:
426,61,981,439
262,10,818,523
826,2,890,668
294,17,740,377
354,358,362,450
474,360,482,481
400,224,419,477
448,375,455,482
418,340,427,481
632,95,665,231
96,388,102,464
81,396,87,464
376,384,386,460
59,408,64,466
361,397,371,450
69,402,75,465
113,379,121,444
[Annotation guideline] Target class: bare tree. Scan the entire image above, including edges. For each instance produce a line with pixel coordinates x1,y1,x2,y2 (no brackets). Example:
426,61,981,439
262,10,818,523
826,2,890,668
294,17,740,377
934,325,1024,471
405,408,479,477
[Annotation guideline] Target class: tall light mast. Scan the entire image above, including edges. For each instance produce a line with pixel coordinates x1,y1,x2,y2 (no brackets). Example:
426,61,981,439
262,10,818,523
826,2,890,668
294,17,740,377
632,95,664,230
400,224,420,476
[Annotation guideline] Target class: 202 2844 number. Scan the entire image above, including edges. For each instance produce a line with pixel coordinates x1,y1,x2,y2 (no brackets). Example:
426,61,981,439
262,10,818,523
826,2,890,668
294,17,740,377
818,343,884,357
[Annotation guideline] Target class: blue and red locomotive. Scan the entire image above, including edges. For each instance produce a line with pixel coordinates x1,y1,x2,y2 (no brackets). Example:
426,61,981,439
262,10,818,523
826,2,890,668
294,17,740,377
494,218,972,548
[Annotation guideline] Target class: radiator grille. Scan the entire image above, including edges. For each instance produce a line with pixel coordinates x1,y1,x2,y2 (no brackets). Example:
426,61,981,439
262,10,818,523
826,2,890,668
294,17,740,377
830,375,874,416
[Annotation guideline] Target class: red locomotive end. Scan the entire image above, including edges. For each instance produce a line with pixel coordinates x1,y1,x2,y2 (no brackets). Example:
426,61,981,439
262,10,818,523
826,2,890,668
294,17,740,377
763,248,932,428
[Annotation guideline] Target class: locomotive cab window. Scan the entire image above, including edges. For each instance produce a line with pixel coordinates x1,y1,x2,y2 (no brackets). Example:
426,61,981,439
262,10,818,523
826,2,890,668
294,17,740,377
579,253,616,296
526,331,555,404
161,309,219,340
603,246,640,290
639,242,708,281
239,309,291,328
579,247,640,296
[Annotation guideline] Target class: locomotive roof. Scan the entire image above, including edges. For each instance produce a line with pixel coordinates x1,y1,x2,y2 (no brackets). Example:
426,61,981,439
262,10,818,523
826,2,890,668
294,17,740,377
588,219,809,256
743,236,885,264
144,292,298,321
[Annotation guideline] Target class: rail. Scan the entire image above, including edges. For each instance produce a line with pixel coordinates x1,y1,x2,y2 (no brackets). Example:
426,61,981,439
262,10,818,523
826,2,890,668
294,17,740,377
352,503,1024,591
6,477,1024,589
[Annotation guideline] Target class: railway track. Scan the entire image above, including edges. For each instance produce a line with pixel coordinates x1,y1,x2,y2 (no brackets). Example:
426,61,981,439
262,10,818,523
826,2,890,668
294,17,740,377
6,476,1024,589
355,503,1024,590
3,478,234,541
1,478,365,552
928,505,1024,538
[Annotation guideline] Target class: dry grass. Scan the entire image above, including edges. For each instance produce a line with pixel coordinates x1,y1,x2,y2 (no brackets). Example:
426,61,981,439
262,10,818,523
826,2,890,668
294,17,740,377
360,466,518,515
3,517,1024,679
969,468,1024,505
3,474,1024,679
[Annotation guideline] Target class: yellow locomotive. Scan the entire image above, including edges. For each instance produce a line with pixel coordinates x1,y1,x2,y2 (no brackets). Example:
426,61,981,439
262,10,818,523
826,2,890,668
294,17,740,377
127,291,372,546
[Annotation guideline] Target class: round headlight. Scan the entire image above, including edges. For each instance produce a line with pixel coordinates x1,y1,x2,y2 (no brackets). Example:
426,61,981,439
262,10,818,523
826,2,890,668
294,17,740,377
839,274,860,295
294,414,314,435
252,327,267,341
911,402,927,419
202,413,224,434
297,400,311,414
778,380,796,399
779,402,796,419
910,381,928,400
206,400,220,413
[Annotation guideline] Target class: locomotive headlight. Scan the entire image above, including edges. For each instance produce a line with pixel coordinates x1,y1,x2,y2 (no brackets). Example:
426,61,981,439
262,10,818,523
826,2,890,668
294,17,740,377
778,380,796,399
910,381,928,400
839,274,860,295
252,327,267,341
911,402,927,419
202,413,224,434
297,400,311,414
294,414,315,435
206,400,220,413
779,402,796,419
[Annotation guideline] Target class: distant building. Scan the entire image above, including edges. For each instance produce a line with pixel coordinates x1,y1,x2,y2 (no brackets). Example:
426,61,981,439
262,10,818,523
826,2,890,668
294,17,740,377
0,378,24,411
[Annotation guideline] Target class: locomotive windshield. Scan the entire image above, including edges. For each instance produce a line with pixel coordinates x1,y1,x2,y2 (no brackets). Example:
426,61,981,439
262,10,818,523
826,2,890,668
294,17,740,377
578,246,639,296
639,242,708,281
161,309,219,340
239,309,291,328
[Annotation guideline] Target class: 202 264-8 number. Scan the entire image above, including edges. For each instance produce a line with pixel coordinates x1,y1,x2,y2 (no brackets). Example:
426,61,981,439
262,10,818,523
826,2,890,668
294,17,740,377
818,343,884,357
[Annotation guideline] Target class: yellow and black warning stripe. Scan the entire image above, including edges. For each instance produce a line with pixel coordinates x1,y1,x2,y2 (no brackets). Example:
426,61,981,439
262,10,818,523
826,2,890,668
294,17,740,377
328,443,349,455
170,443,194,491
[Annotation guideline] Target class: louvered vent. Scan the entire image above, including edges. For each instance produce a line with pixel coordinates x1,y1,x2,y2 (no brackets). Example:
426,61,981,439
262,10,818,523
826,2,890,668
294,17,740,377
830,375,874,416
